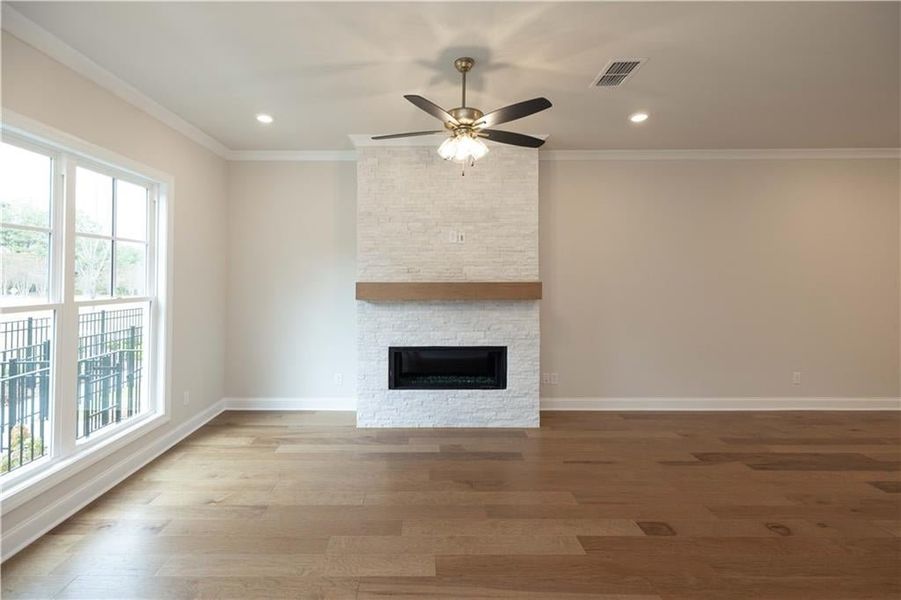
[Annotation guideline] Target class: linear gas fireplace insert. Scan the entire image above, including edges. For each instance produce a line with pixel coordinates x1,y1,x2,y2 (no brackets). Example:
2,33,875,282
388,346,507,390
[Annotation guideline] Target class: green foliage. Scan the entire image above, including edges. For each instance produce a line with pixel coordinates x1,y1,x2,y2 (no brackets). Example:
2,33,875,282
2,202,50,297
1,202,49,253
3,196,145,299
0,201,47,229
75,237,111,297
0,425,45,474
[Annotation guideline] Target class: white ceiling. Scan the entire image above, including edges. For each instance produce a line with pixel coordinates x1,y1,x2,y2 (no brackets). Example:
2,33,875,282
7,1,900,151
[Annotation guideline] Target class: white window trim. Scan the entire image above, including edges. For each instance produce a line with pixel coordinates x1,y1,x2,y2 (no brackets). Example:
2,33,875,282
0,110,173,513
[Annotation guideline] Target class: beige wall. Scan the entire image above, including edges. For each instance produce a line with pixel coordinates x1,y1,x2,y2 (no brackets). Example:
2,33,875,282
227,157,900,400
226,161,356,398
1,32,228,529
540,159,899,398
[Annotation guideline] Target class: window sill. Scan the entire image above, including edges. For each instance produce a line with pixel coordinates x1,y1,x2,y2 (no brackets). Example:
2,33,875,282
0,411,169,514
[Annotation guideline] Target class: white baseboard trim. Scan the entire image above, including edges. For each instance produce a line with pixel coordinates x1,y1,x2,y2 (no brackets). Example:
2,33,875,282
223,397,357,411
0,399,226,562
540,397,901,411
221,396,900,412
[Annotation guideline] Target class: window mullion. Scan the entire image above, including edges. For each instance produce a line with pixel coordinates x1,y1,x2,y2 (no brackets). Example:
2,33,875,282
0,223,53,234
110,177,117,297
53,158,78,458
146,186,159,415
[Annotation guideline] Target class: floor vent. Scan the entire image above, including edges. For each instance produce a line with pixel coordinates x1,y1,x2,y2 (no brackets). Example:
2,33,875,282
592,58,647,88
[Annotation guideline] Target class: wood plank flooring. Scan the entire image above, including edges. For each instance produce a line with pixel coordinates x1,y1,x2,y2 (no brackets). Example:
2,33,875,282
2,410,899,599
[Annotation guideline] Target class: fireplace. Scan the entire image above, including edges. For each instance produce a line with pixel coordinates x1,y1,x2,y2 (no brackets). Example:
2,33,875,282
389,346,507,390
356,146,539,427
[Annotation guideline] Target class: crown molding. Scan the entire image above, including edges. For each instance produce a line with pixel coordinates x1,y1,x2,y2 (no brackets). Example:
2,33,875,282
1,6,231,159
541,148,901,160
227,150,358,161
227,147,901,162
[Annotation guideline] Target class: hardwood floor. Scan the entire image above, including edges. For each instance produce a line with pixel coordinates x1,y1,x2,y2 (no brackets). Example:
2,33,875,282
2,410,899,599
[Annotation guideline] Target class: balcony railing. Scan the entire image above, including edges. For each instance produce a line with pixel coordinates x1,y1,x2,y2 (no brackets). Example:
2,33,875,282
77,308,144,441
1,307,144,475
1,316,51,475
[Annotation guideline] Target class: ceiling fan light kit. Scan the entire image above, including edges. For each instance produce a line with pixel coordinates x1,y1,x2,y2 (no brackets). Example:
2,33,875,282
437,133,489,164
372,57,552,172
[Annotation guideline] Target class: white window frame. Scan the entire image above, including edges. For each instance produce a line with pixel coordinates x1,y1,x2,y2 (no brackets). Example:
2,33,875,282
70,157,157,446
0,111,173,513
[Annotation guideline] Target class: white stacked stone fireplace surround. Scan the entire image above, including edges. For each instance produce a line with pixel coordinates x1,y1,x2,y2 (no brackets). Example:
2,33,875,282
356,145,540,427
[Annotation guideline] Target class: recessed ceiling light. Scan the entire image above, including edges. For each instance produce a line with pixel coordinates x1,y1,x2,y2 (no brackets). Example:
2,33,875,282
256,113,274,124
629,112,649,123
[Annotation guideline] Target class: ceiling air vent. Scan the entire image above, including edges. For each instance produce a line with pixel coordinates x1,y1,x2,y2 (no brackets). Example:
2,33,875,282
591,58,647,88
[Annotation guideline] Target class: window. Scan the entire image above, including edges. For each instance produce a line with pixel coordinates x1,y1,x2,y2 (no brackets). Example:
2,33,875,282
1,132,167,483
72,167,152,442
0,310,53,474
76,303,148,440
1,143,52,305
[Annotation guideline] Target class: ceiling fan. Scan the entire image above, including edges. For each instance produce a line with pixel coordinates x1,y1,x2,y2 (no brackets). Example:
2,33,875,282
372,57,551,166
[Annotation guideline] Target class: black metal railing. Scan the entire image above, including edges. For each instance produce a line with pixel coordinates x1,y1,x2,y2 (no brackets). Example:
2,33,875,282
1,307,145,476
76,307,144,440
1,316,51,475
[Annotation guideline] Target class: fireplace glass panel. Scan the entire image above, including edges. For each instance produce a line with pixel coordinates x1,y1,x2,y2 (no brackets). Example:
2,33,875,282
389,346,507,390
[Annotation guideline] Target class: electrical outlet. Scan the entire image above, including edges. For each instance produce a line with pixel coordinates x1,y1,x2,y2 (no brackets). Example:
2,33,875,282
792,371,801,386
333,372,343,386
550,372,559,385
448,230,466,244
183,391,190,405
541,372,550,384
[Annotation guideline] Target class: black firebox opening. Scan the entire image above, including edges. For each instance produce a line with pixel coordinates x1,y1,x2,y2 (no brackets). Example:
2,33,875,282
388,346,507,390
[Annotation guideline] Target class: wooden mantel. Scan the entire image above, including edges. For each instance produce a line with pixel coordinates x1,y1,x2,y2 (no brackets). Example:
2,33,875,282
356,281,542,301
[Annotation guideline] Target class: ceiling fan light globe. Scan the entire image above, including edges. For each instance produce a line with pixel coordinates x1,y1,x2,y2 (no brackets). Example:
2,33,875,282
437,136,458,161
470,137,489,160
454,137,474,162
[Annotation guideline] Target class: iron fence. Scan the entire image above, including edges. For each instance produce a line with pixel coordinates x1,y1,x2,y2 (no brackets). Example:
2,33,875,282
1,307,145,475
1,316,51,475
76,308,144,441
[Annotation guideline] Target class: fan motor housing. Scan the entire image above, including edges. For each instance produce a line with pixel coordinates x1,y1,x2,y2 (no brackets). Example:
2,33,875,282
454,57,475,73
448,107,484,127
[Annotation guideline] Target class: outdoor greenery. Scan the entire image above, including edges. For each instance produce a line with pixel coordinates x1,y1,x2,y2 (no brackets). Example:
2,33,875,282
1,202,49,298
1,201,144,299
0,425,45,474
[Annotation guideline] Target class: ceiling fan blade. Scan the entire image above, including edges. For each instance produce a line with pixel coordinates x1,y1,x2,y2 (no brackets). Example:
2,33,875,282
371,130,444,140
404,95,459,125
478,129,546,148
475,97,552,129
